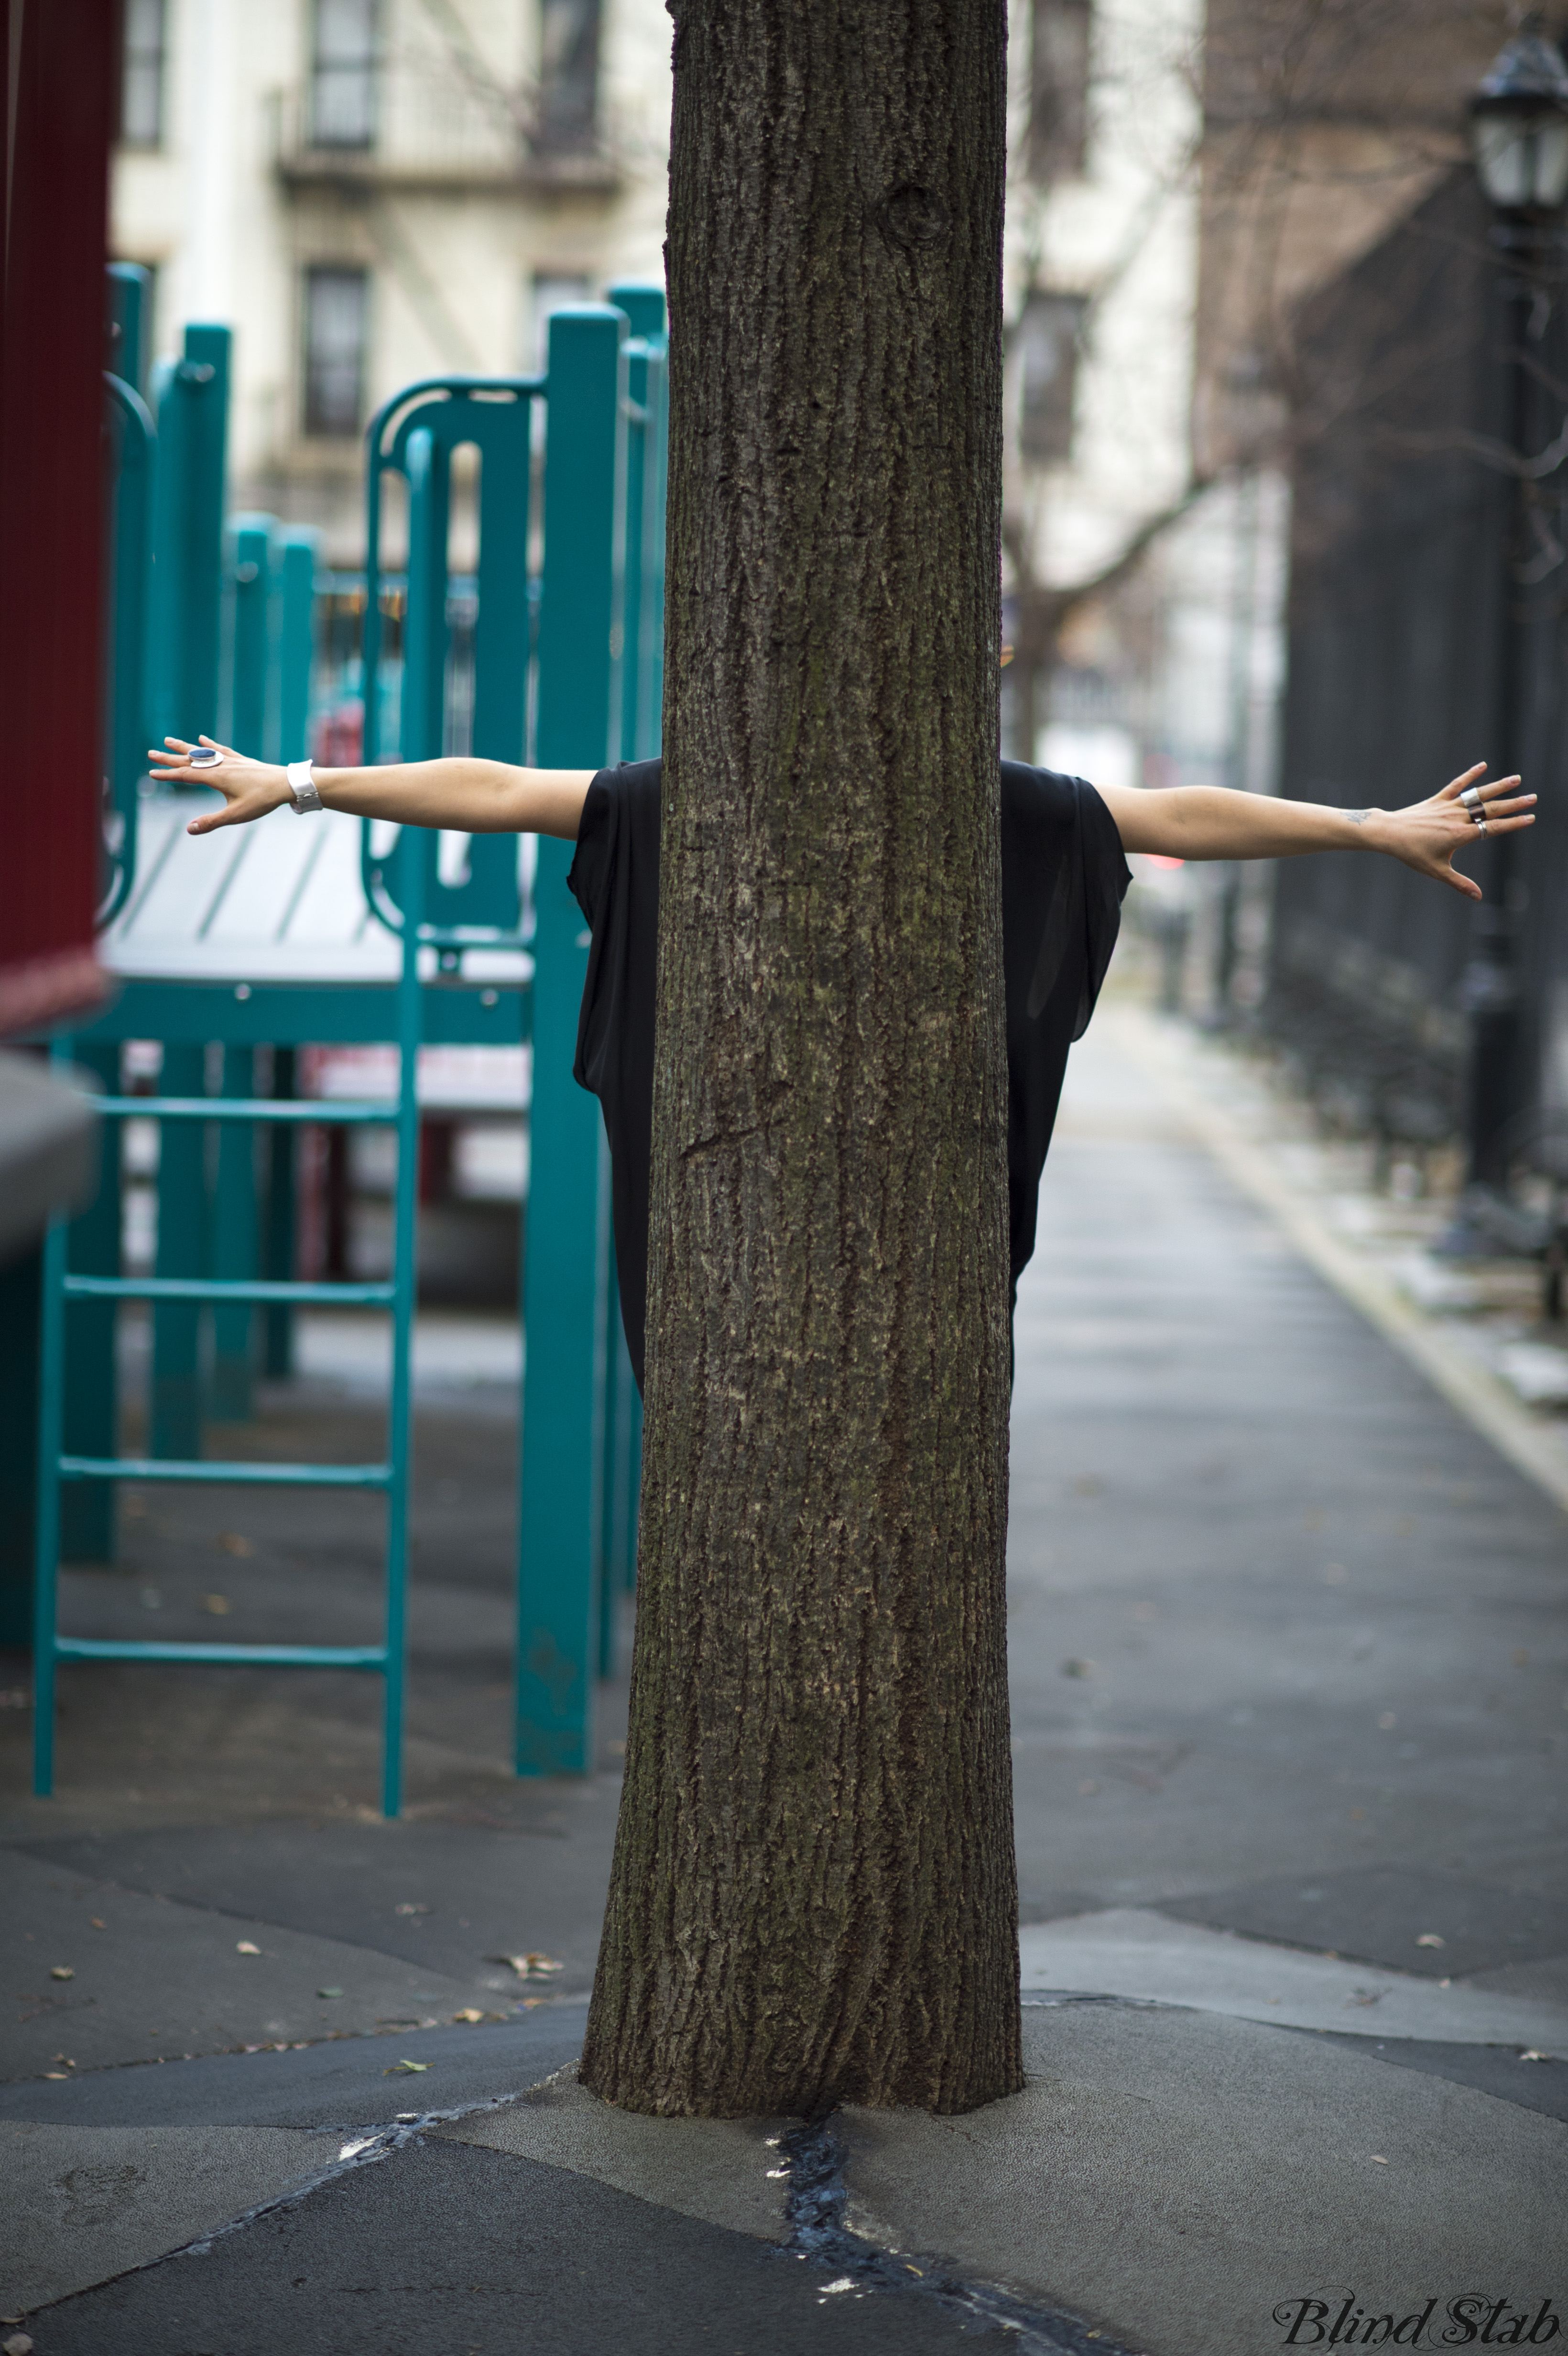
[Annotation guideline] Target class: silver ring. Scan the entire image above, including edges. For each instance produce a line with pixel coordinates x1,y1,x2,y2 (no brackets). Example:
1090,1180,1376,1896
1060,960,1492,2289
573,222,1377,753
1459,785,1483,810
1474,815,1488,837
188,748,222,768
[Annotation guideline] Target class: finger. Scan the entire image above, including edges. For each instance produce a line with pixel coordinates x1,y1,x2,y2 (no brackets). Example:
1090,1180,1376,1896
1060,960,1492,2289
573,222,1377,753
1439,860,1484,898
1439,762,1488,799
1477,774,1523,801
1476,793,1535,818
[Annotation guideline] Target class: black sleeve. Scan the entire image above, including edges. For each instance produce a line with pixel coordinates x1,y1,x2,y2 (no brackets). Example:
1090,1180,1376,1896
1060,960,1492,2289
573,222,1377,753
1000,764,1131,1302
1074,778,1133,1039
565,758,663,1392
566,773,614,935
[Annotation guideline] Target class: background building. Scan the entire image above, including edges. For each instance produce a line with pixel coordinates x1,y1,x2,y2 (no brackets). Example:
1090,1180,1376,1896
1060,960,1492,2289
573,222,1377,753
112,0,672,562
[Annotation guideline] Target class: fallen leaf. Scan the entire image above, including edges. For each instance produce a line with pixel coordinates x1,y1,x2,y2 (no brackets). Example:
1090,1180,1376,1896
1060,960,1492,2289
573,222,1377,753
394,1903,429,1917
1377,1711,1397,1729
1519,2050,1548,2062
235,1941,261,1956
49,1967,73,1982
1348,1808,1366,1822
316,1987,343,1999
452,2008,483,2023
89,1918,105,1930
1061,1658,1093,1680
42,2073,69,2082
219,1534,253,1557
1370,2155,1388,2165
4,2332,35,2354
203,1594,232,1615
384,2058,430,2075
490,1952,564,1979
1415,1933,1445,1949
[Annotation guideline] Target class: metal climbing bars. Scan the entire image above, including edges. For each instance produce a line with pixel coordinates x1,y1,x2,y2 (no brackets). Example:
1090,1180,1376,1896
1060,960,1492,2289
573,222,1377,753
24,279,667,1811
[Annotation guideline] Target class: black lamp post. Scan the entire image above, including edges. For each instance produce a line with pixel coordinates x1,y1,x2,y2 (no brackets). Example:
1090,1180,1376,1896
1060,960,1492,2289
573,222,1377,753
1443,25,1568,1247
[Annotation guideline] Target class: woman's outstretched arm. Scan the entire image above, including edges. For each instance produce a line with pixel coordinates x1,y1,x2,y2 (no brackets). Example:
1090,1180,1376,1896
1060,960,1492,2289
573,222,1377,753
150,736,594,841
1096,763,1535,902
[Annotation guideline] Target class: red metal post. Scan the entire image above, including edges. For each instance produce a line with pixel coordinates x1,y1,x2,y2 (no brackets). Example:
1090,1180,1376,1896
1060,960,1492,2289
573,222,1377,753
0,0,118,1036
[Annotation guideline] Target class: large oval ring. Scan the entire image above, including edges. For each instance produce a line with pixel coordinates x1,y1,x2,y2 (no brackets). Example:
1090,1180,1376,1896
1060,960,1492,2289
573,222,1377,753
188,748,223,768
1459,785,1484,810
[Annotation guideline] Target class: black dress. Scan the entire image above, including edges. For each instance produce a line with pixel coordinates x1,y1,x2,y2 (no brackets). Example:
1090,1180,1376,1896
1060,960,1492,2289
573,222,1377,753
567,758,1130,1391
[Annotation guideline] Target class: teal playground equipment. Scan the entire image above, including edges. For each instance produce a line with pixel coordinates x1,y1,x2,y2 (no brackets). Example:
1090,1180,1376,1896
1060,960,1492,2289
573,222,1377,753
21,267,666,1812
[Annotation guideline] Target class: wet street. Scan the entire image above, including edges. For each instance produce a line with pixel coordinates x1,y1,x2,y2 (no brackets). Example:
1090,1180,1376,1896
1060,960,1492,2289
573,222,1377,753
3,1008,1565,2351
1009,1014,1567,1989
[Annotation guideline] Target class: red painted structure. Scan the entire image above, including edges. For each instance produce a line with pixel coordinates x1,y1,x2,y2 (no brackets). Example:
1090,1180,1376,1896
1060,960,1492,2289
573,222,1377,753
0,0,118,1037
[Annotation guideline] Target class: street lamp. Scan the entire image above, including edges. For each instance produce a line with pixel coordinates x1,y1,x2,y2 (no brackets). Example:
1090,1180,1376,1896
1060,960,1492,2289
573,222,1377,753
1440,25,1568,1250
1471,25,1568,213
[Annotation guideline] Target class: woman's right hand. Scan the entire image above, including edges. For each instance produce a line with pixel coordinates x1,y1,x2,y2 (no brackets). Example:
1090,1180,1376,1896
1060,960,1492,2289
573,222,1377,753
147,736,294,834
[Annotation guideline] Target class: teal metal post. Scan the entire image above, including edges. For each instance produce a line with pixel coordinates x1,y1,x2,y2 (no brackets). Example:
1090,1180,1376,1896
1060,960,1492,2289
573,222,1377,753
620,1337,643,1589
515,307,627,1775
150,1044,208,1459
211,1047,257,1423
262,1047,297,1378
148,323,230,749
268,530,316,1381
607,283,666,764
228,514,274,756
278,530,318,762
383,822,425,1817
598,284,664,1650
61,1044,120,1560
100,377,154,927
106,262,150,397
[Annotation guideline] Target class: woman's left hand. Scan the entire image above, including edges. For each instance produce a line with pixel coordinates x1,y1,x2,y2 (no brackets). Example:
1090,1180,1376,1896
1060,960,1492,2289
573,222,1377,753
1372,763,1535,899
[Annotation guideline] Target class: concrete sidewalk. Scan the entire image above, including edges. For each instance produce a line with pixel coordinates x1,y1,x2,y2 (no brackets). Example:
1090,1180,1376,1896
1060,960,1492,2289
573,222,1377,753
2,1012,1564,2354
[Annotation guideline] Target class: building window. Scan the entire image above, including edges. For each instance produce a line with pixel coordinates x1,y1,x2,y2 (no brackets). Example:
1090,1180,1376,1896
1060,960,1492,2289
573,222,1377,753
312,0,378,150
303,268,369,438
120,0,167,146
1015,291,1086,464
534,0,601,155
1027,0,1092,185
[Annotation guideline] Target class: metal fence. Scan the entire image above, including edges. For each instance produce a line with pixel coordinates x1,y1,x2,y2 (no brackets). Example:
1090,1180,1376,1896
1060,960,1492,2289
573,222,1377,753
1267,168,1568,1178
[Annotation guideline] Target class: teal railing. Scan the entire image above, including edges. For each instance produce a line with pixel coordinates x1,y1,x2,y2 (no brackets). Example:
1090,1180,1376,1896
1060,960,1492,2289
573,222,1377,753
25,284,666,1810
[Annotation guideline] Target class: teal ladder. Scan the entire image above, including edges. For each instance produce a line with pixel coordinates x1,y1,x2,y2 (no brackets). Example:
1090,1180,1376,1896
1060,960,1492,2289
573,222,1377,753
31,837,427,1817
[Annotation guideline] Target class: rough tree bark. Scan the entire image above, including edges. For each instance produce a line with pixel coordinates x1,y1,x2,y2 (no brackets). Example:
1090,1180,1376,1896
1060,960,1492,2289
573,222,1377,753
580,0,1017,2118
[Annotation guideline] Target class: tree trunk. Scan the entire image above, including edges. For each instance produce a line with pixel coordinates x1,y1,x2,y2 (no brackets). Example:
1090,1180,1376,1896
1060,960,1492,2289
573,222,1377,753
580,0,1018,2119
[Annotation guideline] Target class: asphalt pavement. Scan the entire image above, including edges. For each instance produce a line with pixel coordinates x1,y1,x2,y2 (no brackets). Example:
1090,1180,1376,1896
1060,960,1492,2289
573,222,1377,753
2,1011,1564,2354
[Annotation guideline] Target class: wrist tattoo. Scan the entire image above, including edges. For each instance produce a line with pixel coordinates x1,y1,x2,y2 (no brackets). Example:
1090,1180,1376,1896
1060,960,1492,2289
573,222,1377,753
1345,808,1371,825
